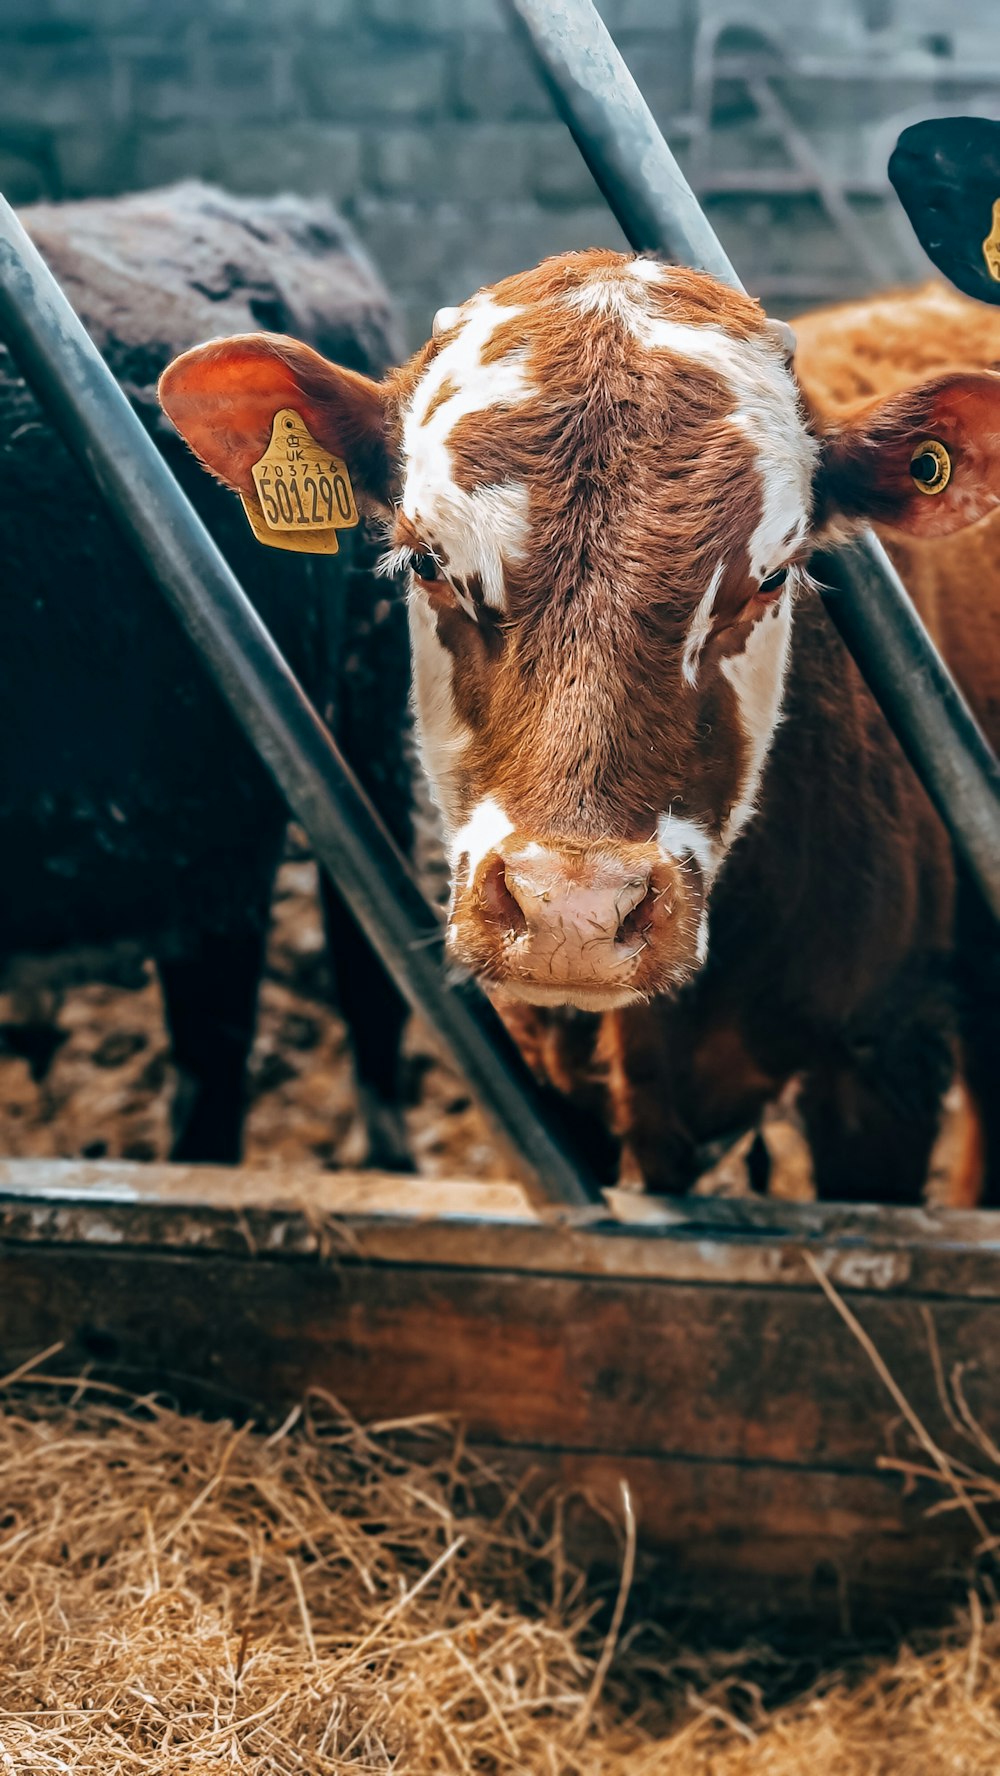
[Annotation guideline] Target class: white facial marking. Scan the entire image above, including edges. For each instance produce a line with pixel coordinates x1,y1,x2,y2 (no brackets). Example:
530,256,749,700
568,265,816,585
642,318,813,581
403,294,535,612
681,559,724,689
568,274,652,325
376,543,417,580
448,795,514,879
462,480,531,609
737,415,810,587
720,591,794,851
657,812,720,882
453,585,479,622
407,594,472,835
380,541,481,624
656,814,713,973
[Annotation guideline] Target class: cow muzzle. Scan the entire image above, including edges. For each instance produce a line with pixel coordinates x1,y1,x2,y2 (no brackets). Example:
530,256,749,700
448,835,706,1010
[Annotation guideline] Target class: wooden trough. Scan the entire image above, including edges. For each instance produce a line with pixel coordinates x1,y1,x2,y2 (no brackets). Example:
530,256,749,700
3,1157,998,1628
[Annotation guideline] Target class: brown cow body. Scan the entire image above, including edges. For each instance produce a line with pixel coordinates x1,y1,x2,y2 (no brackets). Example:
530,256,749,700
159,257,1000,1205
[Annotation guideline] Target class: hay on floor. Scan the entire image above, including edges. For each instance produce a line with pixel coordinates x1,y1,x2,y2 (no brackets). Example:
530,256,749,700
1,1382,999,1774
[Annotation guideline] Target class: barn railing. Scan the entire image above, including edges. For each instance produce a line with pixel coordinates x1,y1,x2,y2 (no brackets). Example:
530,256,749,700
0,196,601,1211
506,0,1000,926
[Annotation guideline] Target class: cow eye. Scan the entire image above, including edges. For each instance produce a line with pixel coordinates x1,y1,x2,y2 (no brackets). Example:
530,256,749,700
759,566,789,596
411,552,441,583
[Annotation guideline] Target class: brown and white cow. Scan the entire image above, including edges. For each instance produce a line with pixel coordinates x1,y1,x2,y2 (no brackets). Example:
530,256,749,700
159,252,1000,1204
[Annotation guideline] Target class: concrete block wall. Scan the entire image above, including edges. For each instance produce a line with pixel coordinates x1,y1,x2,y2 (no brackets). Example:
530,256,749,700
0,0,998,348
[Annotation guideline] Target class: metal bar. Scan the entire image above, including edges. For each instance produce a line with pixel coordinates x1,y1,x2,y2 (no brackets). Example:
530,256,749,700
505,0,737,280
0,194,600,1210
505,0,1000,923
818,537,1000,883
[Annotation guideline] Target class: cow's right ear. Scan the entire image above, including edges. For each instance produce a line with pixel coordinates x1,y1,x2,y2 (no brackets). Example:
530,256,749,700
158,334,395,517
814,371,1000,539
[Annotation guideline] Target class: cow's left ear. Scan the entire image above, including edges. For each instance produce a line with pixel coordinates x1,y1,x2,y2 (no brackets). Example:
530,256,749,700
816,371,1000,538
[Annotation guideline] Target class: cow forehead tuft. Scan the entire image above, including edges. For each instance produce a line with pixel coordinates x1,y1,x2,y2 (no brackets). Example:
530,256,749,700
397,253,816,604
404,254,805,443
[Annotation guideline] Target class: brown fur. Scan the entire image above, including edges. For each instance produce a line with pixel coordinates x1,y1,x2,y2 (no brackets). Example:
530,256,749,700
795,284,1000,739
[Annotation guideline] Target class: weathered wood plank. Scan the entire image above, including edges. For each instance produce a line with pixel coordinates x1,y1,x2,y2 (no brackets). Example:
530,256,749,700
0,1244,986,1620
475,1445,975,1623
1,1246,996,1472
3,1159,1000,1297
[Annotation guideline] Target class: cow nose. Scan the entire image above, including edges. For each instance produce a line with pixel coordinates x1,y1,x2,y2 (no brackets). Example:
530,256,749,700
451,833,705,1006
486,844,653,945
466,839,676,1006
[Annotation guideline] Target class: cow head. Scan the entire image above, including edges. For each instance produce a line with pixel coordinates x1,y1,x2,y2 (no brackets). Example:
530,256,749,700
160,250,1000,1012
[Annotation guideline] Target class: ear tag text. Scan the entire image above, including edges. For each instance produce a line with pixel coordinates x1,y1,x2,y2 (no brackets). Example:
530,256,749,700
909,438,952,496
241,408,359,555
983,198,1000,283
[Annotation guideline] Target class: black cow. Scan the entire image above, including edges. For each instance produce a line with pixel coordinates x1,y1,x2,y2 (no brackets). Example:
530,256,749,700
0,182,412,1165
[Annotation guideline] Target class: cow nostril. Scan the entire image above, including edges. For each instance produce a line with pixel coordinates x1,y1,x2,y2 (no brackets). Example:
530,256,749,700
480,854,528,936
617,882,656,948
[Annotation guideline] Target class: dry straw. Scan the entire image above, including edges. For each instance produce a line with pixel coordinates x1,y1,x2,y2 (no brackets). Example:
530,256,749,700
1,1333,1000,1772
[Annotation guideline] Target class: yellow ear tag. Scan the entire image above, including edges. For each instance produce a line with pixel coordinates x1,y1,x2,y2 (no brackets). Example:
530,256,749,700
909,438,952,496
240,408,359,555
983,198,1000,283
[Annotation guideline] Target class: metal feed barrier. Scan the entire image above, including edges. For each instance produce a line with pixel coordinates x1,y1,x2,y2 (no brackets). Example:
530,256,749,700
0,0,997,1210
506,0,1000,927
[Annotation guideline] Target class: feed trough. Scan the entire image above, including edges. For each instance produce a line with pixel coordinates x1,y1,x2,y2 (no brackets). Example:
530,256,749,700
3,1157,999,1623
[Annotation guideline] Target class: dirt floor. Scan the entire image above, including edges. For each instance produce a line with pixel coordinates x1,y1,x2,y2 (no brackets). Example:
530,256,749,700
0,837,505,1183
0,834,971,1203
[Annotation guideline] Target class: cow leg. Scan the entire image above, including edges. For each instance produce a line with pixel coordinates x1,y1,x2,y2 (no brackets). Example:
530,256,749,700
319,871,414,1170
157,927,267,1164
606,1003,780,1195
956,926,1000,1208
962,1017,1000,1208
798,1010,954,1206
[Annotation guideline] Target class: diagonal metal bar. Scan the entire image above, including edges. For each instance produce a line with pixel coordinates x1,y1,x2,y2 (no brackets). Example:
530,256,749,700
505,0,1000,924
0,192,602,1209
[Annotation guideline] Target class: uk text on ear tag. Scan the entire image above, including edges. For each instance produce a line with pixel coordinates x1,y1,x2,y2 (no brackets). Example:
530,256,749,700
983,198,1000,283
240,408,359,555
